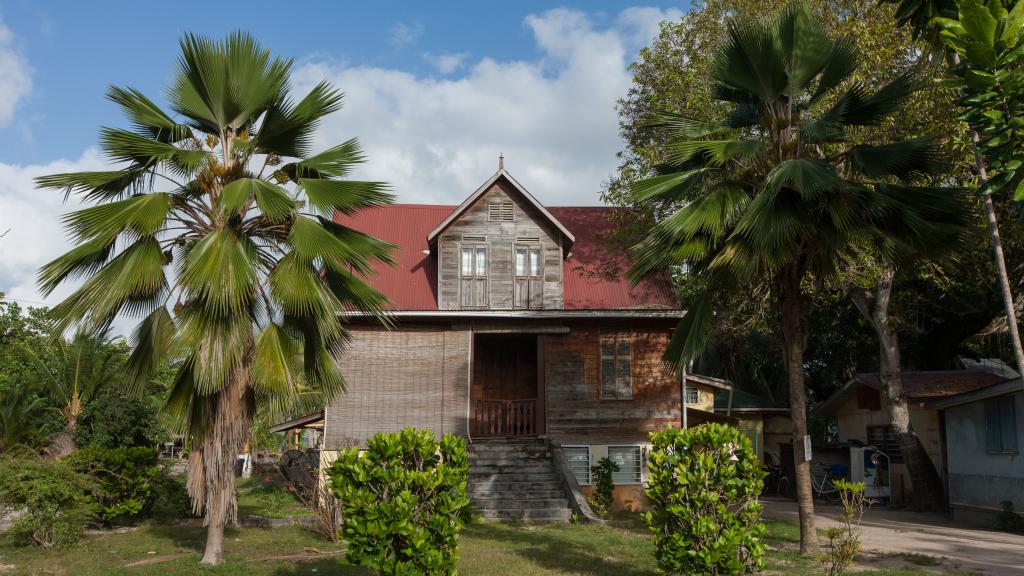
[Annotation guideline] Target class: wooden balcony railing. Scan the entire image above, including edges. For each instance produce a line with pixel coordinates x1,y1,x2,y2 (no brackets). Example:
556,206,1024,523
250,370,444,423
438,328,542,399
471,399,537,437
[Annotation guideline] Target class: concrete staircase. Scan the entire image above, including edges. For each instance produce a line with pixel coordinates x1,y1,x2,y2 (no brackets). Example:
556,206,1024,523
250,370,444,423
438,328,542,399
468,437,573,521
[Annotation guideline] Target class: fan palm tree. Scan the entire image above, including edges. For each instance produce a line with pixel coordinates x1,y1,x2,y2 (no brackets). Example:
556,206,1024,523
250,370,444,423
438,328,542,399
22,328,122,455
35,32,393,565
0,385,47,453
629,2,964,554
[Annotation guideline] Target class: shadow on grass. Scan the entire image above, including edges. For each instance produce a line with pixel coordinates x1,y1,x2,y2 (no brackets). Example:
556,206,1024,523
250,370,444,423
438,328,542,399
140,522,246,553
464,521,654,576
268,557,371,575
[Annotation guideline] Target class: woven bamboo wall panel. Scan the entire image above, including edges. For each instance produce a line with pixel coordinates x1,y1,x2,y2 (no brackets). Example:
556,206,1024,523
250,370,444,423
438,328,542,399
325,326,469,448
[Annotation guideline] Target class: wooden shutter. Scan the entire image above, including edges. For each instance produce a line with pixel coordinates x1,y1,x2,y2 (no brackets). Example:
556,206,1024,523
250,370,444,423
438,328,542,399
1000,398,1018,452
985,398,1002,451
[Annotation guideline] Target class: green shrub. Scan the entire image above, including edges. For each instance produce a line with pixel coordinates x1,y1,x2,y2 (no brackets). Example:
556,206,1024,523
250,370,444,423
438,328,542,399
995,500,1024,534
327,428,470,576
644,424,767,575
821,479,870,576
0,457,95,548
66,446,160,524
73,388,166,449
587,457,619,518
150,471,193,520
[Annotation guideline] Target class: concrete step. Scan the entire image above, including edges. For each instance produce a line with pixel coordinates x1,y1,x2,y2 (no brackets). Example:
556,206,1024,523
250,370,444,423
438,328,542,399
469,463,554,474
479,508,573,521
471,497,569,508
470,450,551,459
469,480,564,492
468,457,552,467
470,489,568,500
469,472,560,483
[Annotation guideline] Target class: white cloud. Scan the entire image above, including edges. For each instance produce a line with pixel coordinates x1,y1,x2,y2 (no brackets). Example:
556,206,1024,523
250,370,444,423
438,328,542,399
423,52,468,75
294,6,683,206
0,17,33,128
615,6,686,47
0,149,103,308
389,22,423,48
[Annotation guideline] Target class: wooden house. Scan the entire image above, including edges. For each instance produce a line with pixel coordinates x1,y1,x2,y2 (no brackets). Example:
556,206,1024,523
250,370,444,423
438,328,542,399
277,164,739,519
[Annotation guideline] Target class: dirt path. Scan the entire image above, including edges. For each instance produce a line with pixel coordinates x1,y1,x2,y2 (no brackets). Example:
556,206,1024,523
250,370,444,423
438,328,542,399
762,498,1024,575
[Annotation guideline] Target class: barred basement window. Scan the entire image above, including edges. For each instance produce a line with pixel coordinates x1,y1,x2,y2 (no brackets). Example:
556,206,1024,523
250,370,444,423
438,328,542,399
564,446,591,485
488,202,514,221
608,445,642,484
600,335,632,399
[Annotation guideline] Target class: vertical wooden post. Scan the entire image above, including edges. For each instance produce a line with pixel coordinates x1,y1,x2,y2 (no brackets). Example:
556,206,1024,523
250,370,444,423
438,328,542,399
536,334,546,435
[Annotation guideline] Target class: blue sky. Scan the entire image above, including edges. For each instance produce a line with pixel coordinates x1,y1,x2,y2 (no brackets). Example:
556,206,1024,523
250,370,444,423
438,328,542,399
1,1,688,165
0,1,690,315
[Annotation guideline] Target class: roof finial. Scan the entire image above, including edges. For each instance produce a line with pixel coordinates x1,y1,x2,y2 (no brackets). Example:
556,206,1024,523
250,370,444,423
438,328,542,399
499,152,504,171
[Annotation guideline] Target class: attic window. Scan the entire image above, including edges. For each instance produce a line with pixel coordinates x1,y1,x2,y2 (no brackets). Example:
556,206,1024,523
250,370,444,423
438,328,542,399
489,202,514,222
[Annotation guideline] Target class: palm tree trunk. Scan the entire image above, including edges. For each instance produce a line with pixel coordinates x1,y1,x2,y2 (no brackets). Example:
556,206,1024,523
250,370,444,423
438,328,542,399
972,137,1024,375
189,354,255,566
850,265,946,512
778,266,819,555
950,52,1024,375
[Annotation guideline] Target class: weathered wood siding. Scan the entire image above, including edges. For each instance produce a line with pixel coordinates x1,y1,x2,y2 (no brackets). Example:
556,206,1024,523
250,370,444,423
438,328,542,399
438,179,564,310
324,325,469,449
544,323,681,444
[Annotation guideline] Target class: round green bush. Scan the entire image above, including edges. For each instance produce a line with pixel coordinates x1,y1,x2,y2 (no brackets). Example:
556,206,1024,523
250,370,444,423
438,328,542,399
327,428,470,576
644,423,767,575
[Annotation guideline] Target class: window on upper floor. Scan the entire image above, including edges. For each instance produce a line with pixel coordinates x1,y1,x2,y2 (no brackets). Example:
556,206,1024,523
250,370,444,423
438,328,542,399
985,396,1019,453
684,386,699,404
600,335,632,400
515,245,541,277
460,245,487,277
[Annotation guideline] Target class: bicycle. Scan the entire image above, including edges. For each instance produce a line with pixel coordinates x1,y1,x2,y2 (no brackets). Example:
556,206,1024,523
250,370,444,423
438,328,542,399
763,452,791,497
810,463,841,502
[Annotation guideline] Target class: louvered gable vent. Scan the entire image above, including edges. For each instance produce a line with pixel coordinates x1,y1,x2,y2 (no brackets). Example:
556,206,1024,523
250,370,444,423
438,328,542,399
488,202,514,222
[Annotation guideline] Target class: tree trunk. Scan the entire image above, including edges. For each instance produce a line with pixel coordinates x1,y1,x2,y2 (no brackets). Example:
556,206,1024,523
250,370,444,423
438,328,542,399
850,266,946,512
188,354,255,566
951,51,1024,376
778,266,819,555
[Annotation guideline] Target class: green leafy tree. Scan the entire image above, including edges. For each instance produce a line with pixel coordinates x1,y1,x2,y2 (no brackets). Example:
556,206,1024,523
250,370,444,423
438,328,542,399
22,329,125,455
883,0,1024,373
35,33,393,565
628,2,963,553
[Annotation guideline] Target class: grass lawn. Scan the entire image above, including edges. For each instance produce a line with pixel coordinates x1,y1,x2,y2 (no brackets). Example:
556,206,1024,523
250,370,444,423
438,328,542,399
0,515,959,575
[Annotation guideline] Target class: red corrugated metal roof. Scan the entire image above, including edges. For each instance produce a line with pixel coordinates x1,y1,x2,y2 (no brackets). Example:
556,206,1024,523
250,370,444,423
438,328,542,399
334,204,677,311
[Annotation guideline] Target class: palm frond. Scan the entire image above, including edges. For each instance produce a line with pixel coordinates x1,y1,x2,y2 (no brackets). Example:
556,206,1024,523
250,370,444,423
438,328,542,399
169,31,291,133
107,86,193,143
300,179,394,217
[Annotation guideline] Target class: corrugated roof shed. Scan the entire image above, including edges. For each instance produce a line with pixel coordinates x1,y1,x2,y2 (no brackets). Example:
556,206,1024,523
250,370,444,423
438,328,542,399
334,204,677,311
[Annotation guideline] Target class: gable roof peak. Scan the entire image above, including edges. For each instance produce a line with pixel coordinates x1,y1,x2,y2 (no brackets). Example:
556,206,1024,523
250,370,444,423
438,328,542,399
426,167,576,244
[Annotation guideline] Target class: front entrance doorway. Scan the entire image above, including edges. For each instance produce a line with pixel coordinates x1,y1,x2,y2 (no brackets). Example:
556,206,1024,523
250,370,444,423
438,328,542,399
470,334,543,437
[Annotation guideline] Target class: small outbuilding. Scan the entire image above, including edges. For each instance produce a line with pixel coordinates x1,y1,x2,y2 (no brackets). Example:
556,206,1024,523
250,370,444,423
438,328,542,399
927,377,1023,524
813,369,1013,505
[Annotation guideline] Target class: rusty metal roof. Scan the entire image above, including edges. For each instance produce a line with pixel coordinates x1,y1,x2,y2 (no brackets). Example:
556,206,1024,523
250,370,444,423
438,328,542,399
334,204,678,311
